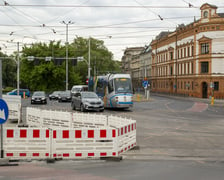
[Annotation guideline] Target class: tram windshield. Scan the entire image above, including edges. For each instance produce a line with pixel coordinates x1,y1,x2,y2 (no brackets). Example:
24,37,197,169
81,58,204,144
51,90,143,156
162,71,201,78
114,78,132,93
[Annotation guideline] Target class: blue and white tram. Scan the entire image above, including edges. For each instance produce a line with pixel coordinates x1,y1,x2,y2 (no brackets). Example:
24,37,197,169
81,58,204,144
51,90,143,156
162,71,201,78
94,73,133,109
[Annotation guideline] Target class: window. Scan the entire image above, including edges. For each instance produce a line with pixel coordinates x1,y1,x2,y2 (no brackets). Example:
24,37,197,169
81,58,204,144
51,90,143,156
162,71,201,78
203,11,208,18
170,66,173,75
201,43,209,54
214,82,219,91
170,52,173,60
191,46,194,56
108,80,114,93
201,62,209,73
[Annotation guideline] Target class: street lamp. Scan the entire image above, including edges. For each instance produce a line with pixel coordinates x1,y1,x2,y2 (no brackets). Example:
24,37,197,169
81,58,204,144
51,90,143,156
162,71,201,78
61,21,74,90
77,37,91,81
88,37,91,80
77,55,91,80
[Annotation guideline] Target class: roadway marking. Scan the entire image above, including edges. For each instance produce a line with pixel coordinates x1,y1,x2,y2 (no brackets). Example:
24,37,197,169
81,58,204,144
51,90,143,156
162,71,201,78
187,102,208,112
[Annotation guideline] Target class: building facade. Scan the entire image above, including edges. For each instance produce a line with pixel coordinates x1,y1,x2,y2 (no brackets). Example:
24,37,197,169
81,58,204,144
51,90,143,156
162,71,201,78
122,46,152,91
150,3,224,99
121,47,145,89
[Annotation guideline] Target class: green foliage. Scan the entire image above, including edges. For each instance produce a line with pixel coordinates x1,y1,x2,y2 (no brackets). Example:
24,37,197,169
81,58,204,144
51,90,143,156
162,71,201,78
19,37,120,92
0,52,17,88
2,86,14,94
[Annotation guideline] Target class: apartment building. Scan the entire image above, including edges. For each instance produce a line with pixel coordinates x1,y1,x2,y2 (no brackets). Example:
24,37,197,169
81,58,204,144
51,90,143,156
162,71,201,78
150,3,224,98
122,47,145,74
122,46,151,90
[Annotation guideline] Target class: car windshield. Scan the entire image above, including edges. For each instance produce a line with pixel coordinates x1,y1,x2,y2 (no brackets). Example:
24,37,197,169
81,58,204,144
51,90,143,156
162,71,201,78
114,78,132,93
52,91,61,95
61,91,70,96
72,87,81,92
33,92,45,96
82,92,98,98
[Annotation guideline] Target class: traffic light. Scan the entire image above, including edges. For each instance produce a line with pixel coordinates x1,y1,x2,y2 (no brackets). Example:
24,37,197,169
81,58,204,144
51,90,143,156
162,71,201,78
71,58,77,66
54,58,63,65
34,58,40,66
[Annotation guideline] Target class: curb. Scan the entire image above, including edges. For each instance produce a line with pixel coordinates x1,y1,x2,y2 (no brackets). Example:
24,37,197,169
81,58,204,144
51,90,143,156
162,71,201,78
0,158,19,166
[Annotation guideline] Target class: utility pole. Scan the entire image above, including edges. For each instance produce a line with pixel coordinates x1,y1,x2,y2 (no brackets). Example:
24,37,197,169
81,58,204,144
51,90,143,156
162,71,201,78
17,42,20,96
0,57,3,158
61,21,74,90
88,37,91,80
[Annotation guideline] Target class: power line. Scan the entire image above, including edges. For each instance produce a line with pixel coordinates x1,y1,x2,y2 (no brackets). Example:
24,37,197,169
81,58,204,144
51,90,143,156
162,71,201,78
0,4,213,8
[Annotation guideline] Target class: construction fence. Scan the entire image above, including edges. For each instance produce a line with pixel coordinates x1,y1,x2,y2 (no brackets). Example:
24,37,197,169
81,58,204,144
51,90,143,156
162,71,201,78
2,107,136,160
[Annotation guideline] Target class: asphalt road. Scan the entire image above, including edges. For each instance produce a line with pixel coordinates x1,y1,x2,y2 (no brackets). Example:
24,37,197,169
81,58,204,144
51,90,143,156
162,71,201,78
3,94,224,179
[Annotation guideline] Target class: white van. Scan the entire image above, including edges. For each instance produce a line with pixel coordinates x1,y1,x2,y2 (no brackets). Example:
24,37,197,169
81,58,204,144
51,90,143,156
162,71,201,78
71,85,88,96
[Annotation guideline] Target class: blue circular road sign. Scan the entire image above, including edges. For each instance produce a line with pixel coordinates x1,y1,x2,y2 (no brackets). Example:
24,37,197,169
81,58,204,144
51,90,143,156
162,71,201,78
0,99,9,124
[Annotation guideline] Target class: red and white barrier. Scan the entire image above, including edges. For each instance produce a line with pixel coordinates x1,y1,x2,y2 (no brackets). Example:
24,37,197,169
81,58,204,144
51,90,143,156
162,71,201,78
51,128,118,159
7,107,137,160
26,108,107,129
3,95,21,122
3,128,50,159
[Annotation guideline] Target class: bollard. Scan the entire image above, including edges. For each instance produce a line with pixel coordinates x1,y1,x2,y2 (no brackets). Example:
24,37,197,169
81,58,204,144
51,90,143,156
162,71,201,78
211,96,214,105
146,90,150,100
137,94,140,102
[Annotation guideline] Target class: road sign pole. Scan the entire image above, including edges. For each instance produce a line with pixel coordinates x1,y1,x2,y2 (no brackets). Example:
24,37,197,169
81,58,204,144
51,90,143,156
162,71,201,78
0,58,3,158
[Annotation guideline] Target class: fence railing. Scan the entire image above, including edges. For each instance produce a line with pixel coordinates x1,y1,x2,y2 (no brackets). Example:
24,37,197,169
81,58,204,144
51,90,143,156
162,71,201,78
3,95,21,122
2,107,136,160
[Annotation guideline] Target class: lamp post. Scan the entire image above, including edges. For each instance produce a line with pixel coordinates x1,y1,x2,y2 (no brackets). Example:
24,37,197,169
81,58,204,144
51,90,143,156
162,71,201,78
61,21,74,90
88,37,91,80
17,42,20,96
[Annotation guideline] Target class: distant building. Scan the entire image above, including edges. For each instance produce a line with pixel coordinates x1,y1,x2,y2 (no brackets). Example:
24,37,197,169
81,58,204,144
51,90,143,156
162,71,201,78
121,47,144,75
150,3,224,99
122,46,152,91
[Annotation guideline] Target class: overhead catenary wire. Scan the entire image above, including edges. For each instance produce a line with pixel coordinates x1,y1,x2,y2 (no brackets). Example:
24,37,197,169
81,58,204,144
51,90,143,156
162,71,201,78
1,3,222,8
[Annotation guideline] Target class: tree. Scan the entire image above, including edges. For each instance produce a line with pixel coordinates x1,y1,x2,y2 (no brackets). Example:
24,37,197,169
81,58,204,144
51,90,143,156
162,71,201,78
0,52,17,88
21,41,82,92
20,37,120,92
71,37,121,82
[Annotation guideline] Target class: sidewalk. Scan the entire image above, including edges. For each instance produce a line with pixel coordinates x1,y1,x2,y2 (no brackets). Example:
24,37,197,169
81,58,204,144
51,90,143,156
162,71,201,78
133,91,224,107
151,92,224,107
133,93,152,102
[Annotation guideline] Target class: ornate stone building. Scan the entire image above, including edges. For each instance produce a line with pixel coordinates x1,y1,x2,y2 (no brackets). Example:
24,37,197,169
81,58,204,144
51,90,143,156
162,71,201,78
150,3,224,98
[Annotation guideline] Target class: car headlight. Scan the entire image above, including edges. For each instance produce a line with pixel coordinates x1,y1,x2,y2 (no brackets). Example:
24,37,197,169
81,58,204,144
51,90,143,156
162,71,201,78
83,100,90,105
41,97,46,100
32,97,35,100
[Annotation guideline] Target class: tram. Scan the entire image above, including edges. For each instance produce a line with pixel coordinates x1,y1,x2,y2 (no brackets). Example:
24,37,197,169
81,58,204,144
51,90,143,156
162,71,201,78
94,73,133,109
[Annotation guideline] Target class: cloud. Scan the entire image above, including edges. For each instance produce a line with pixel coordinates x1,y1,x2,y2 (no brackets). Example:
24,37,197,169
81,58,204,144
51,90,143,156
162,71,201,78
0,0,223,59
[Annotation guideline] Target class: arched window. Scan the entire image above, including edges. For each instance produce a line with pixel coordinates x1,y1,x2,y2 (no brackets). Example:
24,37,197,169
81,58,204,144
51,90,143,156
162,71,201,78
203,11,208,18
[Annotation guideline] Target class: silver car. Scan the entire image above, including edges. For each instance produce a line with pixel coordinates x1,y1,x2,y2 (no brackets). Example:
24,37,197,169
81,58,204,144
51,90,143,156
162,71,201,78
71,91,104,112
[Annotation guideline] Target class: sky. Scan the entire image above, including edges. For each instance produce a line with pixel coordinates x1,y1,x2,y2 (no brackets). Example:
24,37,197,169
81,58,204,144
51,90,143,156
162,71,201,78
0,0,223,60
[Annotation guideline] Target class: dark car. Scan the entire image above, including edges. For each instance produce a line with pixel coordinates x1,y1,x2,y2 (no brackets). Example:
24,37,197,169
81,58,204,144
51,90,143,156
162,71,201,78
71,91,104,112
58,91,71,102
49,91,62,100
31,91,47,104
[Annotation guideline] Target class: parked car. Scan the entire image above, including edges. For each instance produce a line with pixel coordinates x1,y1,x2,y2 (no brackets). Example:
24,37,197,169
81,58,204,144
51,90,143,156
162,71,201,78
58,91,71,102
70,85,88,96
7,89,30,97
49,91,62,100
31,91,47,104
71,91,104,112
